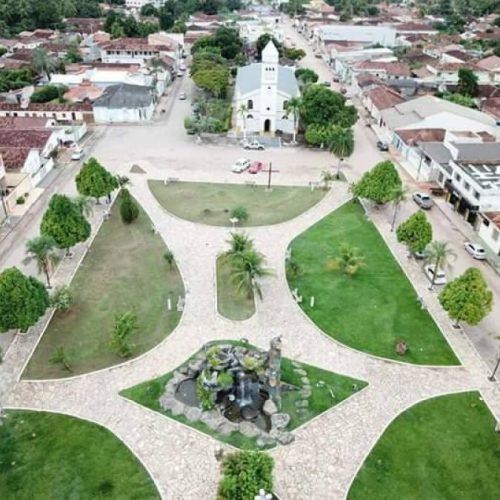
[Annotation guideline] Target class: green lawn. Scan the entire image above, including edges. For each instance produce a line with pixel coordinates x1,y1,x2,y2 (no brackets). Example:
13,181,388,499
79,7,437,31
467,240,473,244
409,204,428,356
24,198,184,379
148,180,327,226
216,256,255,320
122,340,366,450
287,201,458,365
0,410,159,499
348,392,500,499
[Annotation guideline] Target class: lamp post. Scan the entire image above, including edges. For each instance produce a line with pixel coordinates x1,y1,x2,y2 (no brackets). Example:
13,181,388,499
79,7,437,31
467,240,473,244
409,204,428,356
488,354,500,382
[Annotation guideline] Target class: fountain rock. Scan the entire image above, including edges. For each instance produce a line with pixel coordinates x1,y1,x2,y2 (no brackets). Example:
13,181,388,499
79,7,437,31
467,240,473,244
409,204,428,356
300,387,312,398
271,413,290,430
263,399,278,416
217,422,237,436
186,407,202,422
200,411,225,430
294,368,307,376
256,435,276,448
270,429,295,445
238,421,261,438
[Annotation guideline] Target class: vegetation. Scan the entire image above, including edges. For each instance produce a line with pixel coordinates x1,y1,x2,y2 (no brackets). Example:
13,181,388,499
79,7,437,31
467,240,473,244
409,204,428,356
0,69,33,92
439,268,493,326
76,157,118,203
287,202,458,365
188,98,232,134
457,68,479,97
351,160,402,205
295,68,319,86
255,33,305,61
104,10,158,38
49,346,71,371
348,392,500,500
120,189,140,224
110,311,138,358
230,206,248,223
390,186,406,232
0,410,159,498
396,211,433,253
23,235,61,288
425,241,456,289
50,285,73,312
24,200,184,378
325,243,365,277
284,97,302,143
328,126,354,178
217,451,274,500
31,48,59,80
40,194,91,254
148,181,327,227
0,267,50,333
30,85,67,104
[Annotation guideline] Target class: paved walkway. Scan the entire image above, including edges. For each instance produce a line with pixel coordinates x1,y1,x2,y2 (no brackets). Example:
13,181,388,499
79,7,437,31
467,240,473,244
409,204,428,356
1,172,499,499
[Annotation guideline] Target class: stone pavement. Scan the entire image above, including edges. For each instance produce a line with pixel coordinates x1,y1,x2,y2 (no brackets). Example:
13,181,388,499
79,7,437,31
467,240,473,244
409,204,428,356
1,173,499,500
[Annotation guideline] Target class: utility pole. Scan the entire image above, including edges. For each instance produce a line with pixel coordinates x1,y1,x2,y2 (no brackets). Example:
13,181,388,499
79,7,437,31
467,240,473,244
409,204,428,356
263,162,280,191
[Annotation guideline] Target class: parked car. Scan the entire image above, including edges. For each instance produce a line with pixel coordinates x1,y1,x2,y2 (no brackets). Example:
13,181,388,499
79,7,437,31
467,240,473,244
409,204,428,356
71,149,84,160
424,265,447,286
249,161,264,174
413,248,429,260
242,139,265,150
232,158,251,173
412,192,433,209
464,241,486,260
376,140,389,151
179,92,187,100
321,80,331,87
314,52,322,58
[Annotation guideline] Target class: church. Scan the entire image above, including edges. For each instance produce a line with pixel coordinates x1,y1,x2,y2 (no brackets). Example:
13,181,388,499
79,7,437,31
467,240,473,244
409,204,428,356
234,40,300,136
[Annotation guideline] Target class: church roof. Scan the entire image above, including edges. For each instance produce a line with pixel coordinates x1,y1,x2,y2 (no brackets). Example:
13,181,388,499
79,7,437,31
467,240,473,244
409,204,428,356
235,63,299,97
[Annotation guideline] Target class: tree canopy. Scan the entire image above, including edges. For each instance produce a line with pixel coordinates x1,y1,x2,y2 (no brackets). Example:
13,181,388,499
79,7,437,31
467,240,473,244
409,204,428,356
351,160,402,204
438,267,493,326
396,211,433,253
40,194,91,251
0,267,50,333
76,157,118,201
295,68,319,85
457,68,479,97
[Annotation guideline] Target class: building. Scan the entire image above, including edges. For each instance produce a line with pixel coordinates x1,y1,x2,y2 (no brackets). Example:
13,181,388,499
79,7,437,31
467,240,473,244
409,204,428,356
0,102,94,123
93,83,155,123
126,0,166,8
99,38,172,66
314,25,396,48
478,212,500,256
234,41,299,136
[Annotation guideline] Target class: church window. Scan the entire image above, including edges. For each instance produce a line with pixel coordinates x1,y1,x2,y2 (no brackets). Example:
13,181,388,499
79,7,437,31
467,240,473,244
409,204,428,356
247,99,253,110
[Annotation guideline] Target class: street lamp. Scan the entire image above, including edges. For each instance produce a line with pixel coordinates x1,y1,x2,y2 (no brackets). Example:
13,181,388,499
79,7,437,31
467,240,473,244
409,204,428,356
488,354,500,382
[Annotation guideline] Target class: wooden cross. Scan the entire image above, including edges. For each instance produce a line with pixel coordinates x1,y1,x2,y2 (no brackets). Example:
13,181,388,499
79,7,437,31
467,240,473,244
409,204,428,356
263,162,280,190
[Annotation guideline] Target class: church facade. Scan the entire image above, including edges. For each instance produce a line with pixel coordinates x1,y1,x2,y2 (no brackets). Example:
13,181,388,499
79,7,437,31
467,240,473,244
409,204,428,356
234,41,300,136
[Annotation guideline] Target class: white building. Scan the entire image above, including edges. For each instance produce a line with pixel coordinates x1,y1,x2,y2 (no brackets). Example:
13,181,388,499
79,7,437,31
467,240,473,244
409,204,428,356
100,38,175,66
126,0,166,8
234,41,299,136
314,25,396,48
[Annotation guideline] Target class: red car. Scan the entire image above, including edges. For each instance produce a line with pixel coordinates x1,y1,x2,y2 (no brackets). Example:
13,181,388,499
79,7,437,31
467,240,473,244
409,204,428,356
248,161,264,174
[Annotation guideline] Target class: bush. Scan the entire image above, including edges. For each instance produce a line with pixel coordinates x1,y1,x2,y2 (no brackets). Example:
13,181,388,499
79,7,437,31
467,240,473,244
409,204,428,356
50,285,73,312
217,451,274,500
196,375,215,410
110,311,138,358
120,189,139,224
230,206,248,223
16,196,25,205
30,85,67,103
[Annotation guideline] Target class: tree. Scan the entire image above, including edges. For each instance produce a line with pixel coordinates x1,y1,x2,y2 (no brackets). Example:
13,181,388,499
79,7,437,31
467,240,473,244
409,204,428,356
328,126,354,179
192,66,230,97
425,241,456,290
438,267,493,327
230,249,271,299
223,232,253,263
75,157,118,203
396,211,432,253
304,124,334,147
120,189,139,224
238,103,248,140
321,170,335,190
30,85,66,103
50,346,72,372
230,206,249,223
0,267,50,333
457,68,479,97
50,285,73,312
110,311,138,358
73,195,93,218
351,160,402,204
390,185,407,232
255,34,282,60
295,68,318,86
284,97,302,144
326,243,365,276
31,48,57,79
23,235,61,288
163,250,174,270
40,194,91,254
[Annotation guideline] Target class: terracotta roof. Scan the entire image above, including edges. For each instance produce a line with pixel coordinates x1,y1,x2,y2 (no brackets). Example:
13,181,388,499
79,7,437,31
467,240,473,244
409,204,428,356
0,147,32,170
356,72,382,87
101,38,171,52
0,58,29,69
0,102,93,112
64,82,103,103
444,50,474,62
5,49,33,62
395,128,446,145
355,60,411,77
482,97,500,119
0,117,49,129
476,55,500,71
396,23,436,32
0,129,52,150
366,85,405,110
0,38,18,48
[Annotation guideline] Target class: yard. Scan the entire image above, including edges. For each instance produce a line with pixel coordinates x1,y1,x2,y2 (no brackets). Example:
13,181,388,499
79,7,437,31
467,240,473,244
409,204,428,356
287,201,458,365
148,181,327,227
23,199,184,379
0,410,159,499
348,392,500,499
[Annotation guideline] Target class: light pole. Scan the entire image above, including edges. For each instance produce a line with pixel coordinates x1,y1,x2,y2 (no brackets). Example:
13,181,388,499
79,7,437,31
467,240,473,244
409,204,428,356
488,354,500,382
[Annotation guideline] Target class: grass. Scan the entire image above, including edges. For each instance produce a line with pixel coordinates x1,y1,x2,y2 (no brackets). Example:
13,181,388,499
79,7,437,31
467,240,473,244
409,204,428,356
0,410,159,499
122,340,366,450
24,198,184,379
216,256,255,320
148,180,327,227
287,201,458,365
348,392,500,500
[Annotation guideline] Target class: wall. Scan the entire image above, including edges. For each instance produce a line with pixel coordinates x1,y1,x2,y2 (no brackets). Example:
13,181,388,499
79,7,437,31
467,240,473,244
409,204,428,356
3,172,33,212
93,102,154,123
478,218,500,255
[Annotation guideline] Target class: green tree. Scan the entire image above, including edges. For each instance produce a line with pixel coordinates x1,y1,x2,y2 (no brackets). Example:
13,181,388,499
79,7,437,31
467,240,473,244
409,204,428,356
326,243,365,276
50,285,73,312
328,126,354,179
40,194,91,254
230,206,249,223
390,185,407,232
192,66,230,97
238,103,248,140
50,346,72,371
73,194,94,218
351,160,402,204
457,68,479,97
163,250,174,270
439,267,493,326
76,157,118,202
304,123,333,147
23,235,61,288
120,189,139,224
255,34,282,60
396,211,433,253
110,311,138,358
230,248,271,300
0,267,50,332
425,241,456,290
284,97,302,144
31,47,57,79
295,68,318,85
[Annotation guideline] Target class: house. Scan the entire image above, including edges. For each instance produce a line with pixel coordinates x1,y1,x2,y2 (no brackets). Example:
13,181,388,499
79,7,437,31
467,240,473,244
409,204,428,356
234,41,299,136
99,38,172,66
348,60,410,84
93,83,155,123
314,24,397,48
478,212,500,256
331,47,395,81
362,85,406,123
0,102,94,123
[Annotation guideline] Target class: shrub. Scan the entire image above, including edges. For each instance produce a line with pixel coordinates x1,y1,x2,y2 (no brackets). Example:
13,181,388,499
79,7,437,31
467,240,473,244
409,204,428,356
110,311,138,358
286,257,302,280
120,189,139,224
217,371,233,390
16,196,25,205
50,285,73,312
217,451,274,500
49,346,72,371
163,250,174,269
230,206,248,223
196,375,215,410
30,85,67,103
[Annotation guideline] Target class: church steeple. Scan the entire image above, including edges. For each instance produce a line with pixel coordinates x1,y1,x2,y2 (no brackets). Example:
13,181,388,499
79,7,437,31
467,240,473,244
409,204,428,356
261,40,278,84
262,40,279,65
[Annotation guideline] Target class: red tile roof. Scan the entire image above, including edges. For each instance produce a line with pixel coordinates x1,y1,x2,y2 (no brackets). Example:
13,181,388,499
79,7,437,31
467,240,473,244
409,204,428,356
0,117,49,129
366,85,405,110
356,60,411,77
101,38,172,52
0,147,31,170
476,55,500,71
395,128,446,145
395,23,436,32
0,129,52,149
0,102,92,112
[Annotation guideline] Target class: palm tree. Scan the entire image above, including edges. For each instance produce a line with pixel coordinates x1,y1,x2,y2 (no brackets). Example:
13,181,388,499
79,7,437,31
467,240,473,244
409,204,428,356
425,241,457,290
230,249,272,299
73,195,93,218
390,186,407,232
328,127,354,179
238,103,248,140
320,170,335,190
23,235,61,288
326,243,365,276
223,232,254,263
285,97,302,144
31,48,57,80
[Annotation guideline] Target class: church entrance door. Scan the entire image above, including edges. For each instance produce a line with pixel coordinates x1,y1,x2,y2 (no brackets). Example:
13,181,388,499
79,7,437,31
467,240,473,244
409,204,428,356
264,119,271,133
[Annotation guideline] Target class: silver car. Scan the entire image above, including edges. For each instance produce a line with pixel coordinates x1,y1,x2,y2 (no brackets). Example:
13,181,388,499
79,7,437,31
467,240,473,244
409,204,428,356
412,192,433,210
464,241,486,260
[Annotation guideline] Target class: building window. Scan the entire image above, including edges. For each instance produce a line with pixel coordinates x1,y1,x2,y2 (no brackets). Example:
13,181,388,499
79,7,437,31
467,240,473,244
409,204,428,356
473,190,480,200
454,172,461,182
283,100,288,109
493,228,499,242
438,172,444,183
483,218,490,227
247,114,253,119
464,181,470,191
247,99,253,110
266,107,270,111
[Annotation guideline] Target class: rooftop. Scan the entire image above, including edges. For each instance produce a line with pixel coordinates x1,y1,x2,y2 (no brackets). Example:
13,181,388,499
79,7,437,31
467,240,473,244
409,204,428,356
235,63,299,97
476,55,500,71
0,129,52,149
93,83,153,109
101,38,171,52
366,85,405,110
396,128,446,145
0,147,32,170
0,117,50,129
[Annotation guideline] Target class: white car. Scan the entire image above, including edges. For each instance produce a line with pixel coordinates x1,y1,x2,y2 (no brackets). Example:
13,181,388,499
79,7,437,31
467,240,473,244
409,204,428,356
424,265,447,286
232,158,251,173
71,149,84,160
464,241,486,260
242,139,265,151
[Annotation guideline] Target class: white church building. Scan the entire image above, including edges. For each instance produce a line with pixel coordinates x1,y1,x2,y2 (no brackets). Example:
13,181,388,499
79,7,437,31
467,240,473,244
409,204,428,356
234,40,299,136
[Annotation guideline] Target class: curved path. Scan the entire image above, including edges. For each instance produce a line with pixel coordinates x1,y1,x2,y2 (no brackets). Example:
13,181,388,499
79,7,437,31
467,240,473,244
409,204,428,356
2,171,500,499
